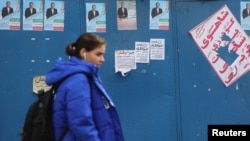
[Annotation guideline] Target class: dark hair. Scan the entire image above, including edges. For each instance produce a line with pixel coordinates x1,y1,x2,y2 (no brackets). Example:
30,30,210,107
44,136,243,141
65,33,106,58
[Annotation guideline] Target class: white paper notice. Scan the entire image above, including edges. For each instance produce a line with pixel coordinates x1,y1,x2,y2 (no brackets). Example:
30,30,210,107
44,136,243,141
135,42,150,63
33,75,51,94
189,5,250,87
115,50,136,76
150,38,165,60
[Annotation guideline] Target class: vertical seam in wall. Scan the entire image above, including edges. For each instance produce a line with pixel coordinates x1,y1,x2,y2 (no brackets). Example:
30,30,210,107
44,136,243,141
80,0,84,32
172,0,182,141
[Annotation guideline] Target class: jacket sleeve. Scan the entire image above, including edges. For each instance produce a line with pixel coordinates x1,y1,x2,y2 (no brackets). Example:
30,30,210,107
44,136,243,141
66,75,101,141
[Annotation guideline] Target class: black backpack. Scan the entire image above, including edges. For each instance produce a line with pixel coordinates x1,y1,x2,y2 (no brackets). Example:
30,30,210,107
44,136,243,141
21,83,67,141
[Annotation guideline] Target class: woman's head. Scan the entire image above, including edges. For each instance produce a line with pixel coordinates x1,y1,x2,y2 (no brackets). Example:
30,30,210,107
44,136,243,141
66,33,106,66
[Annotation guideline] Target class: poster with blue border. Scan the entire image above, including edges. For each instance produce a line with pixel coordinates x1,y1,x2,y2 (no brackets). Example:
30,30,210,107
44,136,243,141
0,0,20,30
23,0,43,31
149,0,169,30
86,3,106,32
241,1,250,30
44,0,64,31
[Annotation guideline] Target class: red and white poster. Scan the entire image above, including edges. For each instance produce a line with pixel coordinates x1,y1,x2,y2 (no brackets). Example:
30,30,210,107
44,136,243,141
189,5,250,87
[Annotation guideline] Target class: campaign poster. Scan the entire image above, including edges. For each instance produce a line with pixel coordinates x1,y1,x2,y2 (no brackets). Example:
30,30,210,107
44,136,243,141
117,0,137,30
86,3,106,32
241,1,250,30
0,0,20,30
44,0,64,31
23,0,43,31
149,0,169,30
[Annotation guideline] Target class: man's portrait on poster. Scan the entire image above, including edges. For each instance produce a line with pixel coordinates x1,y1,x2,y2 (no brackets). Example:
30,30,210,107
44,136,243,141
25,2,36,19
1,1,13,18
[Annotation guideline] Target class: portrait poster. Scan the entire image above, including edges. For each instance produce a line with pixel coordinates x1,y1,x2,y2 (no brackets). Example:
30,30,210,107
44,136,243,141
86,3,106,32
189,5,250,87
241,1,250,30
117,0,137,30
44,0,64,31
149,0,169,30
0,0,20,30
23,0,43,31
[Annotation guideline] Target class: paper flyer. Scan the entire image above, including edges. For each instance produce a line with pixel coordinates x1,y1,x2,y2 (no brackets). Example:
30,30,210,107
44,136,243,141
115,50,136,76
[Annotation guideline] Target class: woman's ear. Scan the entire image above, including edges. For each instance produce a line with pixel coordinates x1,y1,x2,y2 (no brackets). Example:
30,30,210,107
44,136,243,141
80,48,86,59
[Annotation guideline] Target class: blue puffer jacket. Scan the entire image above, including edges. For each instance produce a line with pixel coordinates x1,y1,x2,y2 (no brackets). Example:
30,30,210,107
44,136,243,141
45,56,124,141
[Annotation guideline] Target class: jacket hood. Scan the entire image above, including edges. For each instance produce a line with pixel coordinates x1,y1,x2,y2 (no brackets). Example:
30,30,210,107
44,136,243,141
45,56,98,85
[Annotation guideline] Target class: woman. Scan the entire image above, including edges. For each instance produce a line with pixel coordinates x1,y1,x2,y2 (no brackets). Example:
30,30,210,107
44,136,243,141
45,33,125,141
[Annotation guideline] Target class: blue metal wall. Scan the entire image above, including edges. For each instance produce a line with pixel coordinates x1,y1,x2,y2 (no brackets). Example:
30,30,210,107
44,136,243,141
0,0,249,141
